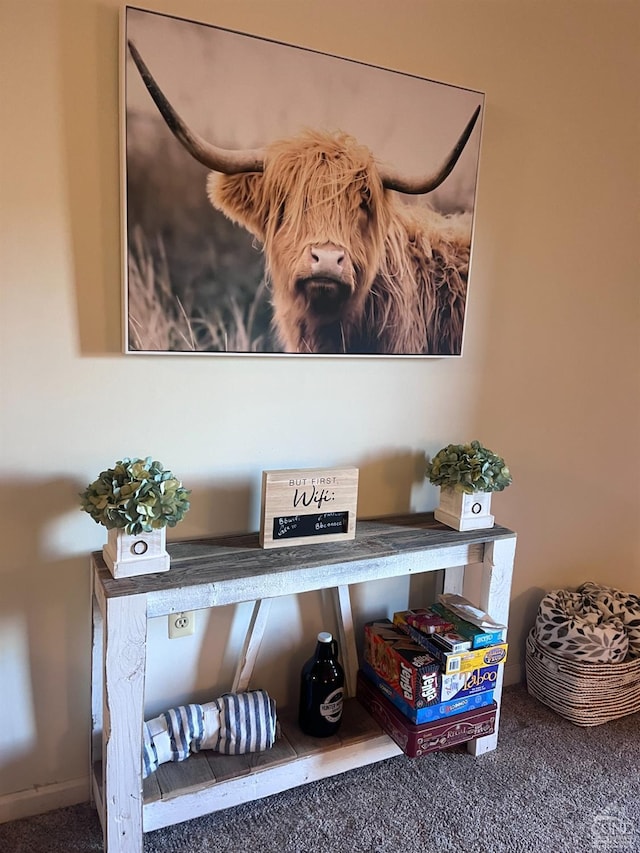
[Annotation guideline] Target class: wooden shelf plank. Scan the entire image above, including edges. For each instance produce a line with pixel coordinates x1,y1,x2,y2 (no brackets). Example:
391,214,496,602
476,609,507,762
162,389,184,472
94,514,515,616
142,699,379,804
205,752,252,784
338,697,383,744
155,752,215,798
143,732,401,833
279,721,342,758
142,771,162,804
249,733,297,770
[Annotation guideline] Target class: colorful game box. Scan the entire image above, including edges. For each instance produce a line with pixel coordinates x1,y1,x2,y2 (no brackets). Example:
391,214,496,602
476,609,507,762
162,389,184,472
364,619,499,709
364,619,498,709
356,670,497,757
363,620,441,708
361,661,496,724
394,611,508,674
431,603,507,649
403,609,454,635
429,631,472,653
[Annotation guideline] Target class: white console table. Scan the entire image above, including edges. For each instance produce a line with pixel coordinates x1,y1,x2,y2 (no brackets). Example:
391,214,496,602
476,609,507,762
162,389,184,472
90,512,516,853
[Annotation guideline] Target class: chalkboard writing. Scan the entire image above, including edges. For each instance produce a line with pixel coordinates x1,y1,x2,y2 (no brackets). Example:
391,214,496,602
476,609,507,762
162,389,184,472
273,512,349,541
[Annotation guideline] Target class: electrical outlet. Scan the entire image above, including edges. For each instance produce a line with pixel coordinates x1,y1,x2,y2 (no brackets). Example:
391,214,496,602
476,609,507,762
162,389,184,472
168,611,195,639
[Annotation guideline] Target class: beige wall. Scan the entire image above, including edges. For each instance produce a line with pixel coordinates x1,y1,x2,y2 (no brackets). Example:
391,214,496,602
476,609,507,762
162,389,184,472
1,0,638,819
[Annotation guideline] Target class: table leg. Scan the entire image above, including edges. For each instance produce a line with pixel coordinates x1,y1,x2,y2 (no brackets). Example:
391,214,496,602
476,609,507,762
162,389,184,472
90,593,104,809
467,536,516,756
102,594,147,853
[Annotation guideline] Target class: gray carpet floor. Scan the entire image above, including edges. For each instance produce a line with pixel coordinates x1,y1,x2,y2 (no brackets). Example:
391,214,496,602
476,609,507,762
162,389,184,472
1,683,639,853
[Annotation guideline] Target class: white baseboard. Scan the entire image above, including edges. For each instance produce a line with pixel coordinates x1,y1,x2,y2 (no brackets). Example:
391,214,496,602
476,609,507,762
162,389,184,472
0,776,89,825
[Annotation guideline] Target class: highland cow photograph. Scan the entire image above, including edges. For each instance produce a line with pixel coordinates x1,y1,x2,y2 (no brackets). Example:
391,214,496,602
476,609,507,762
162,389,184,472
123,6,484,356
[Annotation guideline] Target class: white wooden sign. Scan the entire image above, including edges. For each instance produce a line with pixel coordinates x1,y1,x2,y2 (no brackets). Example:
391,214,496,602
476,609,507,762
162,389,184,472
260,467,359,549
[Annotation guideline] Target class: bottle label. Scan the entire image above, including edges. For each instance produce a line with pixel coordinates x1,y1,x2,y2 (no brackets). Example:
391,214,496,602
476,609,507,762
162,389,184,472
320,688,344,723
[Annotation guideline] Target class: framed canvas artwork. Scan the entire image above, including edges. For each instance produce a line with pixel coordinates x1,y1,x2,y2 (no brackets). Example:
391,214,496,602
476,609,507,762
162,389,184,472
122,6,484,356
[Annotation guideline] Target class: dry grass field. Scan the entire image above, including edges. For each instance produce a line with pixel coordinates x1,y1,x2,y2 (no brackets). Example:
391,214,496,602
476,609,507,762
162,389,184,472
125,114,275,353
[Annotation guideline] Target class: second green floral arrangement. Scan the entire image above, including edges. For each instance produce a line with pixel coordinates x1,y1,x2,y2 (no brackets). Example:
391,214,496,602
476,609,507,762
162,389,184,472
80,456,191,536
426,440,512,495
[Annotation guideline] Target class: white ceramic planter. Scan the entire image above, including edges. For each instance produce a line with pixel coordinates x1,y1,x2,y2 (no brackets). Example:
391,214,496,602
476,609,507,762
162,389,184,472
102,527,170,578
434,487,494,531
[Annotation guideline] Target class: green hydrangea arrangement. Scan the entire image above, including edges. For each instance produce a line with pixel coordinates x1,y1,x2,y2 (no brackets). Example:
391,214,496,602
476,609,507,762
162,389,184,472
80,457,191,535
426,440,512,495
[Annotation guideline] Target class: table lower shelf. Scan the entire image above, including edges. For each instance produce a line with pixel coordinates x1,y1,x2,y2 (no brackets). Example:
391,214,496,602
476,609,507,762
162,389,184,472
92,699,402,834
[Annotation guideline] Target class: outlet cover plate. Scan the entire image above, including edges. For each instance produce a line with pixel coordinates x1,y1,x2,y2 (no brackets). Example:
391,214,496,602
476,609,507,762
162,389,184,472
168,611,195,639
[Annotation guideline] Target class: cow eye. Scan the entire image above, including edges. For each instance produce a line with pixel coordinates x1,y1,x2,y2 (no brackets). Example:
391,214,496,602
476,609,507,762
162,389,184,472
358,196,373,225
359,185,372,213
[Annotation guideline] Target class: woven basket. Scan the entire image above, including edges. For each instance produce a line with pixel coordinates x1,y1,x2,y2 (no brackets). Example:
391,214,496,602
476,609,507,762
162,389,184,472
525,630,640,726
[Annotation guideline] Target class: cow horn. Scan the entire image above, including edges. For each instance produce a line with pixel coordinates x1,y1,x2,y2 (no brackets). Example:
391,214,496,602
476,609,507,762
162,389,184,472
380,105,481,194
127,40,266,174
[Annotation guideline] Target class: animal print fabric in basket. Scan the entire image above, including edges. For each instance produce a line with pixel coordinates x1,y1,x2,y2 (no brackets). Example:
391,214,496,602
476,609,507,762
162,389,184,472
534,582,640,663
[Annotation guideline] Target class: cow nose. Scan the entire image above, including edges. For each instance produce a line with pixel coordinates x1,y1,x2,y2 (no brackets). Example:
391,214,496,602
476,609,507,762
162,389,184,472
310,245,345,276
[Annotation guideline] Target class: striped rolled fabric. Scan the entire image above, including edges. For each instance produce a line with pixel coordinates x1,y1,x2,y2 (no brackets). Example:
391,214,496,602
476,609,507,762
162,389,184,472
210,690,277,755
143,690,277,778
143,721,160,779
164,704,204,762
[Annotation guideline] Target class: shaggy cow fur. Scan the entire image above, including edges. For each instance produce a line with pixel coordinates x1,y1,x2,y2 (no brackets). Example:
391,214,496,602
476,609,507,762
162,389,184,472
127,40,471,355
208,130,469,355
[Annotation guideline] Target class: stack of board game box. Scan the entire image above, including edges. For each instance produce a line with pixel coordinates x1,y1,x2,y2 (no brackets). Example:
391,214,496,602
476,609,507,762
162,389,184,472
357,595,508,757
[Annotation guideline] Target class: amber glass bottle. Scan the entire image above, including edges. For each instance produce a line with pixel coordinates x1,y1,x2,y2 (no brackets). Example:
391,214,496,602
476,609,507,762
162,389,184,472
298,632,345,737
